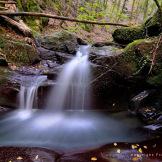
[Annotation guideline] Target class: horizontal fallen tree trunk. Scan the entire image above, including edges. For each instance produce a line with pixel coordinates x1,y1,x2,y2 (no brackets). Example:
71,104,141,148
0,15,32,37
0,6,7,10
0,1,17,4
0,11,129,27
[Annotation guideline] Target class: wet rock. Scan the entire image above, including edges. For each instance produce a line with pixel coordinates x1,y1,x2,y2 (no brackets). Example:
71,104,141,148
0,106,10,113
138,106,161,123
37,47,57,61
0,84,19,108
38,47,73,64
128,89,162,124
90,46,123,57
144,123,162,132
92,41,122,47
38,30,86,54
16,66,42,75
129,90,156,114
88,44,142,110
0,51,8,66
90,62,129,110
0,147,59,162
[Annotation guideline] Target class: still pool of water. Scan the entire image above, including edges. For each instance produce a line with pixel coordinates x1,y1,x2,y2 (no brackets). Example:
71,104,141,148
0,110,150,152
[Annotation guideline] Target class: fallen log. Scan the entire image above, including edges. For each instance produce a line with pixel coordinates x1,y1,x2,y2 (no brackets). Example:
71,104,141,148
0,6,8,10
0,1,17,4
0,15,32,37
0,12,129,27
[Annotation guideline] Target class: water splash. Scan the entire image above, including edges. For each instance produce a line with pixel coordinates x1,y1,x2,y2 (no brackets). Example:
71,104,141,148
47,45,91,111
19,76,47,110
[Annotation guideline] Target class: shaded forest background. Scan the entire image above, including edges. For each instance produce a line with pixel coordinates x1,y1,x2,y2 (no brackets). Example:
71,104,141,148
14,0,161,42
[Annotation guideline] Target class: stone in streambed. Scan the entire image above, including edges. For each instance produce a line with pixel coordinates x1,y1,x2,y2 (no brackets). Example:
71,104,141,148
37,30,86,54
129,90,156,114
38,46,73,64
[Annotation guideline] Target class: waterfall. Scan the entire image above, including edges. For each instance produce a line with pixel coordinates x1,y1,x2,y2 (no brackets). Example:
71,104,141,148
47,45,91,111
19,76,47,110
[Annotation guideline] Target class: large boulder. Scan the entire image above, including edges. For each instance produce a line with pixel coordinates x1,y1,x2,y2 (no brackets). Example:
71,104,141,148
113,7,162,44
0,67,19,108
37,30,86,54
122,35,162,86
0,36,40,65
112,26,145,45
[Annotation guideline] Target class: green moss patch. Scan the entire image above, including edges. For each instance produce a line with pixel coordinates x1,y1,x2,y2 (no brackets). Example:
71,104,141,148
0,36,39,65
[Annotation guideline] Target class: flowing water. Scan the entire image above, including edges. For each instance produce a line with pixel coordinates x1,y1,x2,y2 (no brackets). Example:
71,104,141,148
19,76,47,110
47,45,91,111
0,46,151,153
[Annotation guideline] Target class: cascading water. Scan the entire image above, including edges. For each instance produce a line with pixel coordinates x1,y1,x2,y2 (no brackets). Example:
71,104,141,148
19,76,47,110
47,45,91,111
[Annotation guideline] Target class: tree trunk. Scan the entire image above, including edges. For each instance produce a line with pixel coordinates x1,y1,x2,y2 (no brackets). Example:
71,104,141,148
0,11,129,27
0,15,32,37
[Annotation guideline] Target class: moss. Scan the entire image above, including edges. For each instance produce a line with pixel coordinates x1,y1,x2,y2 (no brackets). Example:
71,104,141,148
112,26,145,44
16,0,23,11
148,71,162,86
16,0,48,32
0,37,5,49
113,7,162,44
122,39,150,73
0,36,39,65
0,67,10,85
40,30,79,54
121,34,162,87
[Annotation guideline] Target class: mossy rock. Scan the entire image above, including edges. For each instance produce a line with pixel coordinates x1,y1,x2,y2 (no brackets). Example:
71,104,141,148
0,67,10,85
113,7,162,44
122,35,162,86
112,26,145,44
0,36,40,65
148,71,162,86
39,30,82,54
145,10,162,37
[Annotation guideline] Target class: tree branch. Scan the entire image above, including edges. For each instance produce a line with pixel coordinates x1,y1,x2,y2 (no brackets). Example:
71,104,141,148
0,1,17,4
0,6,7,10
0,12,129,27
148,35,162,74
0,15,32,37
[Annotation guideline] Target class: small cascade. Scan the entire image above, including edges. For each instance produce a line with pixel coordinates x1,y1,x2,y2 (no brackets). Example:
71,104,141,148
19,76,47,110
47,45,91,111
